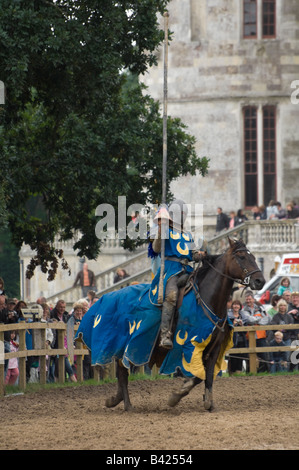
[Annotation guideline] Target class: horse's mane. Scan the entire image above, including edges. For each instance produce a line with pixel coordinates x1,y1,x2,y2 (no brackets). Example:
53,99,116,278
194,239,246,284
195,253,222,284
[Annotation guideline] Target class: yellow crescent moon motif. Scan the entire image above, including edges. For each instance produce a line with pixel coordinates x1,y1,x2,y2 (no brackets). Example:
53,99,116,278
176,242,189,256
176,330,188,345
93,314,102,328
182,233,190,241
170,230,180,240
152,286,157,296
129,320,136,335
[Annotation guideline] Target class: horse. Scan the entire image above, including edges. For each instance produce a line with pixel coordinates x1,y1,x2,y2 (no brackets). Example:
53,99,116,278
101,238,265,412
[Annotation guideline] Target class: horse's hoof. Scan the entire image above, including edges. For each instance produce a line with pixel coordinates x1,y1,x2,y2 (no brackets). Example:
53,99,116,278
168,392,181,407
124,403,133,412
105,395,123,408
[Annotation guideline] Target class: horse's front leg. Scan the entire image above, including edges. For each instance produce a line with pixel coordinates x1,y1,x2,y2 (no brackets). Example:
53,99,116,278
105,361,133,411
168,376,202,407
203,341,223,412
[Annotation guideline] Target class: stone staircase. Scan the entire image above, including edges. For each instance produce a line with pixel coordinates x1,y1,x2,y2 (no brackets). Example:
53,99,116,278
46,249,151,307
46,218,299,308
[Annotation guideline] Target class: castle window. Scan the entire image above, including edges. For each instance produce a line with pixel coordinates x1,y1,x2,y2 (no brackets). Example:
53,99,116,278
243,0,276,39
262,0,276,38
243,105,277,208
263,106,276,204
243,0,257,38
244,106,258,206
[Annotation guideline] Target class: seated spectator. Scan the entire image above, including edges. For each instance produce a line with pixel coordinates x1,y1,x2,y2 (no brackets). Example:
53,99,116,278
277,277,293,296
269,331,288,373
113,268,129,284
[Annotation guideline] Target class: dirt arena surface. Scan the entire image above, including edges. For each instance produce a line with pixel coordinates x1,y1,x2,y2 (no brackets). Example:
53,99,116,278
1,374,298,451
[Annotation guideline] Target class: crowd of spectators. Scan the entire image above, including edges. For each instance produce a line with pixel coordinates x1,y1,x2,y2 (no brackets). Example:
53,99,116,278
0,281,100,386
228,284,299,374
216,200,299,234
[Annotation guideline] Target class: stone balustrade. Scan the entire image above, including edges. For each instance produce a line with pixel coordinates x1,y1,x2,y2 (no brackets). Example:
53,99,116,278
45,219,299,307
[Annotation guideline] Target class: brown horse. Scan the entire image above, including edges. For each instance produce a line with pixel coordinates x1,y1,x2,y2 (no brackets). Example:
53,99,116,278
105,238,265,411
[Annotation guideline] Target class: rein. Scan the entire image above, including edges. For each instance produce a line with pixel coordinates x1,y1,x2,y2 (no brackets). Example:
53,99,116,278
205,248,261,286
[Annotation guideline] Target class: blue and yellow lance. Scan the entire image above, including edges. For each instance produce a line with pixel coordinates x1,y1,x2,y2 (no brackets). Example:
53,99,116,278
158,12,169,305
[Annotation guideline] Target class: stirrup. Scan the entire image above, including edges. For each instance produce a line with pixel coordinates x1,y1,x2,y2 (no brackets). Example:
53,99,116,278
160,331,173,349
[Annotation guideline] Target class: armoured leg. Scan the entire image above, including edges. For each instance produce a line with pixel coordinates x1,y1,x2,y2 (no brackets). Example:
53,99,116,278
160,277,178,349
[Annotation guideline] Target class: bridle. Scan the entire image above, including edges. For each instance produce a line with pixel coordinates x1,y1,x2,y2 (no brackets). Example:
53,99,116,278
186,245,262,334
205,247,261,286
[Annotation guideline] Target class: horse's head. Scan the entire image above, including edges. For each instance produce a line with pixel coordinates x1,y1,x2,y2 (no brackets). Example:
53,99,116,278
226,238,265,291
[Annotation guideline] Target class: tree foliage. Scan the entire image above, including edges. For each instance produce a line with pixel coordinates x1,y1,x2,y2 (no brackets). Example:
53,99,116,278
0,0,208,281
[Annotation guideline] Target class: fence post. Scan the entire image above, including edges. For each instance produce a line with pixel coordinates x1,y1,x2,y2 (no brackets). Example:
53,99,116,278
75,339,83,382
57,328,65,384
39,328,47,385
248,330,257,373
18,328,26,391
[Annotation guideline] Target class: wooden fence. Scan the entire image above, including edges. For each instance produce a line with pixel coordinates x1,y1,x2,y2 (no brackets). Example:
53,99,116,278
1,323,298,396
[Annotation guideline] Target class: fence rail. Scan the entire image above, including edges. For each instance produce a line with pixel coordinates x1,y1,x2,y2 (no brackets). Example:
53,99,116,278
1,323,298,396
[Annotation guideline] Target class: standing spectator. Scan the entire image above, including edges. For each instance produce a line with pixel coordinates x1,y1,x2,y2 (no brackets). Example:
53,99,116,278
266,200,279,219
270,299,294,345
235,209,248,226
50,300,68,381
87,290,96,307
243,292,270,372
282,289,292,308
286,201,299,219
15,300,27,320
50,299,68,323
269,331,288,373
251,205,261,220
0,277,5,296
4,330,19,385
275,202,287,219
73,262,97,297
216,207,230,233
227,300,249,374
229,211,237,229
267,294,282,318
288,291,299,371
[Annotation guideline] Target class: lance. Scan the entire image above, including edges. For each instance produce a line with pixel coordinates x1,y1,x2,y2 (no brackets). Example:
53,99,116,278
158,11,169,305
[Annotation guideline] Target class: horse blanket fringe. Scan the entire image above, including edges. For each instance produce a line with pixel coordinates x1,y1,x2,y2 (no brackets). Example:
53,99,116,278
75,283,233,379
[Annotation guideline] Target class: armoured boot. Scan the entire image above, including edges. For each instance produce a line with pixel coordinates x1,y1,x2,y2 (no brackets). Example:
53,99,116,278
160,301,175,349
